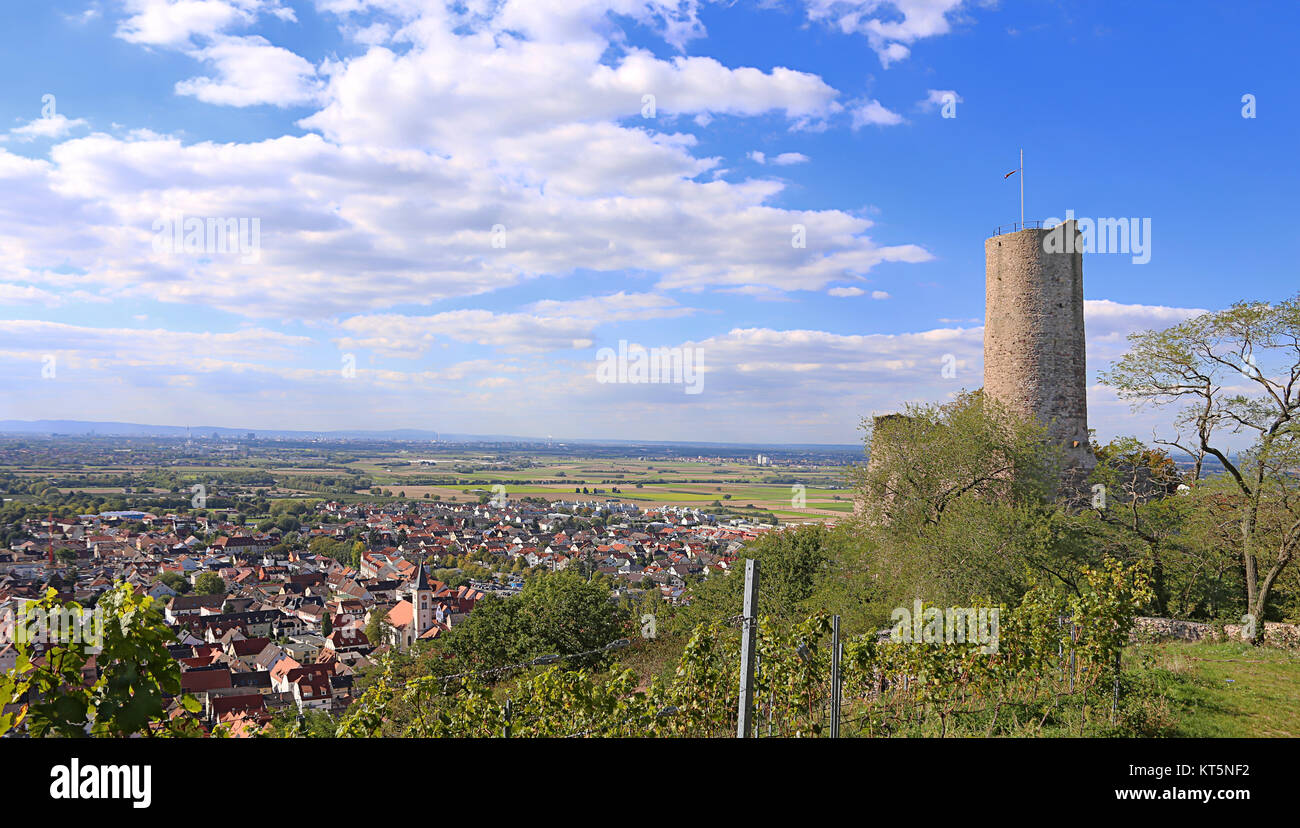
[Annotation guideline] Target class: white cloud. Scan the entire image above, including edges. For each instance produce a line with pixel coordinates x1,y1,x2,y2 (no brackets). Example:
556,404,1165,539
871,290,889,299
0,3,916,317
918,88,962,111
115,0,293,48
0,0,1032,441
6,114,89,142
337,292,700,356
1082,299,1206,363
63,4,104,24
176,35,324,106
0,319,310,367
116,1,315,107
801,1,970,68
0,298,1222,443
749,150,808,166
849,98,904,128
771,152,809,165
2,112,926,315
0,284,106,306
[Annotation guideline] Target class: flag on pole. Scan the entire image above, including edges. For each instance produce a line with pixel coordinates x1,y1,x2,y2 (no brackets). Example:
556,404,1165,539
1008,149,1024,226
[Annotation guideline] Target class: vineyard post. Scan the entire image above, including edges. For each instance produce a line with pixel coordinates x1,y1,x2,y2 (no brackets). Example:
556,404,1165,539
1069,622,1077,694
1111,649,1120,725
830,615,842,737
736,558,759,738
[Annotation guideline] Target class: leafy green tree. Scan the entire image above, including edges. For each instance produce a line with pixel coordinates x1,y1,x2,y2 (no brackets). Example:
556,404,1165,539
848,390,1097,610
309,536,347,563
677,524,858,630
194,572,227,595
158,571,191,594
446,572,627,670
1101,296,1300,640
0,583,202,737
364,607,392,648
853,389,1059,528
1080,437,1190,616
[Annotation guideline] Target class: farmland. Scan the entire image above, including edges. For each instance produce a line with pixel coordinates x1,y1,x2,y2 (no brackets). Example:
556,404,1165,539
0,436,863,524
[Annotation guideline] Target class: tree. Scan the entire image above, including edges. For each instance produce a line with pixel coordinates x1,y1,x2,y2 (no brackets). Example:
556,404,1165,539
681,524,836,626
158,571,191,594
0,583,202,737
1101,296,1300,641
309,536,347,564
446,572,627,671
364,607,392,648
853,389,1059,528
194,572,227,596
1082,437,1189,616
322,613,334,637
850,390,1095,610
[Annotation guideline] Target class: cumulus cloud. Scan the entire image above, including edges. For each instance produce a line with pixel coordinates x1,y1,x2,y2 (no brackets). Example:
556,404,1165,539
0,0,1045,442
0,297,1213,443
801,0,971,68
1,0,926,317
0,319,310,369
772,152,809,165
115,1,316,107
176,35,324,106
1082,299,1206,362
115,0,295,48
849,98,904,128
336,292,700,356
749,151,809,165
5,114,89,142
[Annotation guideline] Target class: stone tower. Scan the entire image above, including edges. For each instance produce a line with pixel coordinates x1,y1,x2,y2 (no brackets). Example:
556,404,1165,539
984,220,1094,473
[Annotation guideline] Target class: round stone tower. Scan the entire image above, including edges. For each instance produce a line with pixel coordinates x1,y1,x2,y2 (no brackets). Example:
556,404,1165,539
984,220,1094,473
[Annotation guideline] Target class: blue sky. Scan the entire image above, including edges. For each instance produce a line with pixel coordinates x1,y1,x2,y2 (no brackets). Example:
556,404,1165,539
0,0,1296,444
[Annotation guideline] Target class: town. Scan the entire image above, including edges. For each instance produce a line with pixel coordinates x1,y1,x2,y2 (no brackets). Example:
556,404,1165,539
0,479,780,736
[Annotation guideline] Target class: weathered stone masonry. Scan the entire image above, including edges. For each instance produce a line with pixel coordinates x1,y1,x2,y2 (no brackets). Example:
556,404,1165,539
984,220,1095,473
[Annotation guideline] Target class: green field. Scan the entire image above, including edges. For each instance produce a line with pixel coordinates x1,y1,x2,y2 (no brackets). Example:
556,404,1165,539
5,451,860,523
337,454,855,521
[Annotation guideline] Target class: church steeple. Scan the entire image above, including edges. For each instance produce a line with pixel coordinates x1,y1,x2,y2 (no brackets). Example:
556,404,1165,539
412,563,434,641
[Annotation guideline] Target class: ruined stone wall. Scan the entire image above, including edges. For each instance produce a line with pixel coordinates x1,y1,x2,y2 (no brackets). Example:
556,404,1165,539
1131,616,1300,648
854,413,913,520
984,221,1095,473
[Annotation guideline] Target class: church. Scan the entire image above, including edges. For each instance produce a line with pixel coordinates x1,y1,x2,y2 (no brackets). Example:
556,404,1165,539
383,564,485,650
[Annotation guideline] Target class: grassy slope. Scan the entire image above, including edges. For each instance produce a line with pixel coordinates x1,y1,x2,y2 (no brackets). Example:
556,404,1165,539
1135,641,1300,737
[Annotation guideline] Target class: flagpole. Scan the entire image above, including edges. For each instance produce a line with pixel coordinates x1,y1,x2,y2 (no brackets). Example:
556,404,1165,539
1019,148,1024,227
